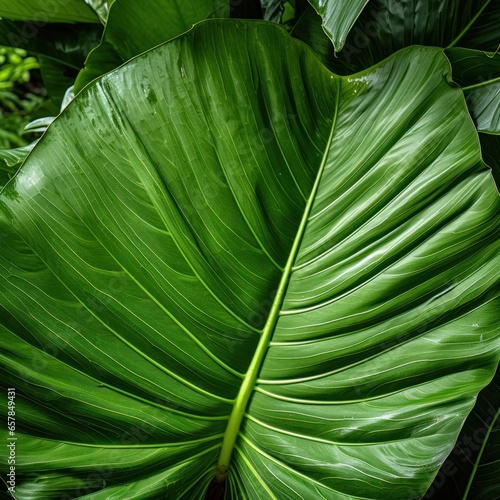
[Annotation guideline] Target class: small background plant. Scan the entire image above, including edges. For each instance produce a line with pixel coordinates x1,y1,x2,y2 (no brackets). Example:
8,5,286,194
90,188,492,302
0,46,49,149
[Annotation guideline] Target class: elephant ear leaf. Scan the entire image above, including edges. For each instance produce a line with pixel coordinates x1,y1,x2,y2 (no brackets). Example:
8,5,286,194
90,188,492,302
0,19,499,499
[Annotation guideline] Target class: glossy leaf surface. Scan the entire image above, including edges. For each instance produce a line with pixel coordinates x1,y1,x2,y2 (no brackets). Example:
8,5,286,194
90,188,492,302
306,0,368,51
1,20,499,499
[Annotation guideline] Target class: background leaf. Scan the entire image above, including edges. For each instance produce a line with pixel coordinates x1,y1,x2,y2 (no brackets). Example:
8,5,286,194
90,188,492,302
455,0,500,51
0,20,102,106
306,0,499,74
444,48,500,194
291,7,336,70
74,0,227,92
0,0,100,24
229,0,263,19
463,369,500,499
426,367,499,499
0,142,36,188
306,0,369,52
84,0,113,23
260,0,285,22
446,48,500,134
479,133,500,189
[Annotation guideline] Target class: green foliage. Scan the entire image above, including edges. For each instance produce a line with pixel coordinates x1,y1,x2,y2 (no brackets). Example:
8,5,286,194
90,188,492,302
0,20,103,106
0,46,46,150
74,0,226,92
0,46,38,88
0,0,100,24
0,1,498,499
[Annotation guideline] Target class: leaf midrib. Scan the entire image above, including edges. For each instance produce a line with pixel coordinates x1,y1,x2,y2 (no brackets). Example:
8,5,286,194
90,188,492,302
214,78,341,483
463,76,500,91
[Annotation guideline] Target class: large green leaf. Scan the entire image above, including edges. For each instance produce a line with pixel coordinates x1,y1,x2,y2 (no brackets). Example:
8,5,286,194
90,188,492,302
1,20,499,499
74,0,226,92
0,0,99,24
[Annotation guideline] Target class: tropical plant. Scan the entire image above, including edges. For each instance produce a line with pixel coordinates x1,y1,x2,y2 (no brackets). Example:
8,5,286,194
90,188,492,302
0,46,47,150
0,1,499,499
